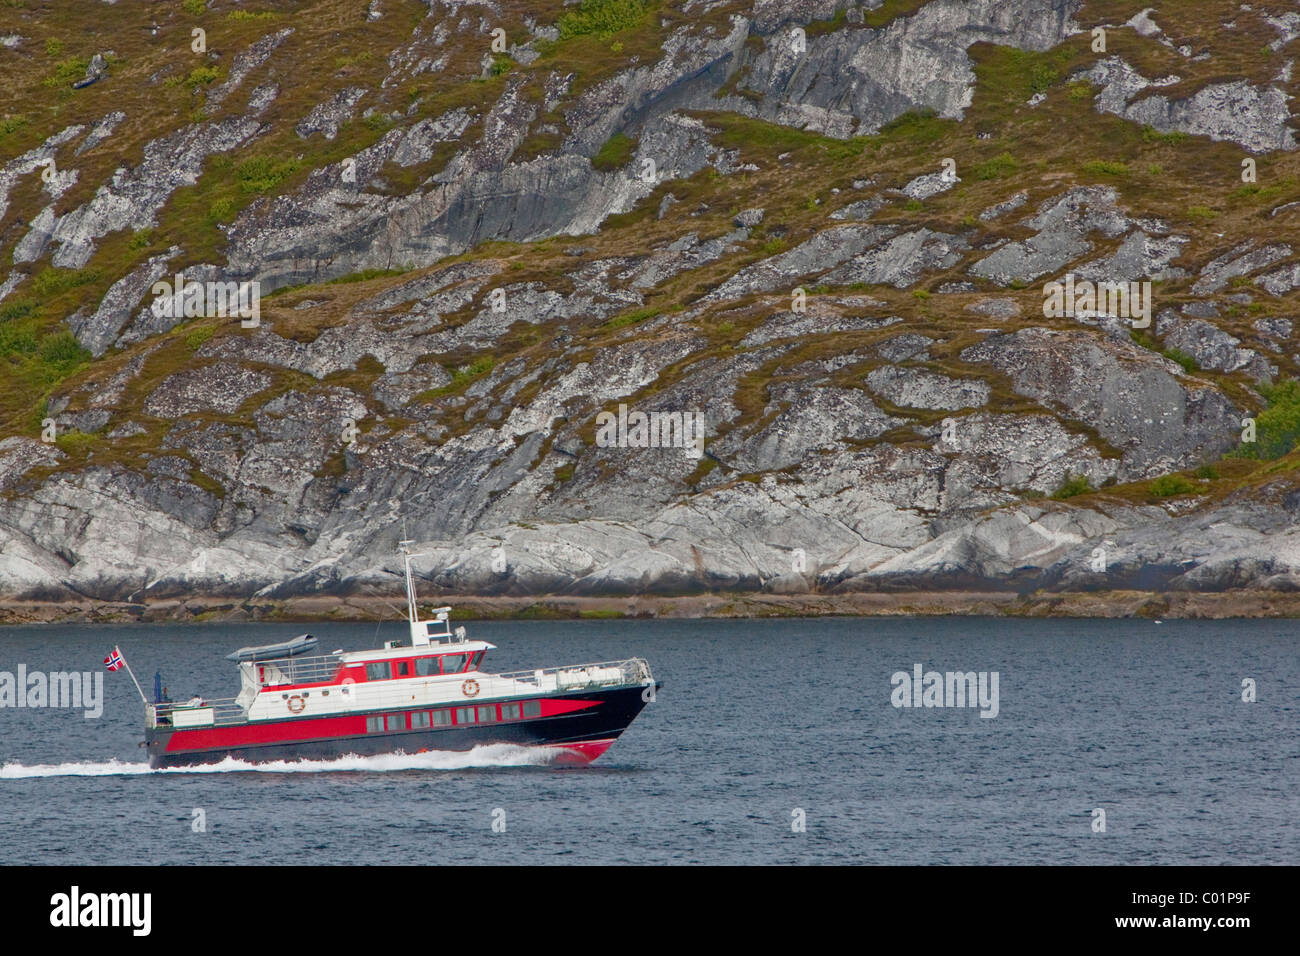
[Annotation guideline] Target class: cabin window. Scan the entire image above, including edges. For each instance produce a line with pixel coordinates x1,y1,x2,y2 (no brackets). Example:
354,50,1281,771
523,701,541,718
476,705,497,723
455,706,475,725
365,663,387,681
431,709,451,727
501,702,521,721
470,651,484,670
365,716,384,733
415,657,439,677
385,713,404,731
394,661,410,678
410,711,431,729
442,654,467,674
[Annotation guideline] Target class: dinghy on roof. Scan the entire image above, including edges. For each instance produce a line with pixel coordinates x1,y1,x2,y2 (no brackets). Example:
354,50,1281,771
225,634,318,662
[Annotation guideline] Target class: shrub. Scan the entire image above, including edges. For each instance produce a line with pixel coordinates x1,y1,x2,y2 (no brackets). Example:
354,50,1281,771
1237,378,1300,460
235,154,302,194
1082,160,1129,177
557,0,650,40
1150,474,1196,497
1051,473,1092,500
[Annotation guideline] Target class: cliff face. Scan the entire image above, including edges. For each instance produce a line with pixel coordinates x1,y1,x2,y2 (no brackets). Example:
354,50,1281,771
1,0,1299,606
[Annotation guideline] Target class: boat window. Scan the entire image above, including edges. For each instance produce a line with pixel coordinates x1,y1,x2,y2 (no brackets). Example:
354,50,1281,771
395,661,410,678
441,654,467,674
523,701,541,718
476,705,497,723
415,657,439,677
385,713,404,731
410,711,431,729
501,702,521,721
365,716,384,733
455,706,475,725
365,663,387,681
431,709,451,727
469,651,484,670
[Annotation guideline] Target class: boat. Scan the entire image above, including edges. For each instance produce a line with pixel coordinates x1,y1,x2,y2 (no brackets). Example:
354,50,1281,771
141,541,660,769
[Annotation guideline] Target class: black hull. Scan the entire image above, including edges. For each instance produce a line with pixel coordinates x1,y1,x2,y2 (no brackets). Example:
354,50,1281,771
145,684,658,769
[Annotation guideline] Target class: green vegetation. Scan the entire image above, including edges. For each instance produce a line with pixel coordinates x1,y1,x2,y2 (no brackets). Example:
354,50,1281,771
45,57,90,89
235,154,303,194
1234,379,1300,460
32,268,100,298
1142,126,1187,146
0,115,29,141
557,0,651,40
326,268,408,285
1051,473,1093,500
591,131,637,171
604,306,659,330
184,327,215,351
54,430,98,455
1082,160,1129,177
878,107,949,145
1162,347,1197,373
1150,474,1196,497
185,65,221,92
974,151,1018,180
182,0,207,16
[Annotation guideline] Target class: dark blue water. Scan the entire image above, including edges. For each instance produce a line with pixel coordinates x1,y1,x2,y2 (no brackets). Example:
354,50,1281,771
0,617,1295,864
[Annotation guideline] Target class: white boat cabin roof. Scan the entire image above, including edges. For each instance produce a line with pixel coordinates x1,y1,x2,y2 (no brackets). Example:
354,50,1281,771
338,640,495,664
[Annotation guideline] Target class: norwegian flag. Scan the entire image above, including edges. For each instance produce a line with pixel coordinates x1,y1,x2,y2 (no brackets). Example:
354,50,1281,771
104,649,124,672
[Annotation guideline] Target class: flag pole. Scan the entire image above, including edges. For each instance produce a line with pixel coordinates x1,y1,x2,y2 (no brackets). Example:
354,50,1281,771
115,645,149,707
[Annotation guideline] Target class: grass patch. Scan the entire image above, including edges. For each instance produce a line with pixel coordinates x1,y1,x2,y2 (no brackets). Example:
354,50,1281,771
326,268,408,285
184,326,215,351
1141,126,1187,146
1081,160,1129,177
603,306,659,330
973,151,1018,180
591,131,637,171
31,268,100,298
415,356,496,401
1162,347,1197,373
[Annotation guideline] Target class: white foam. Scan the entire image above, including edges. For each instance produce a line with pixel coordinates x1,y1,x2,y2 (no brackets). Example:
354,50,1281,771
0,744,558,778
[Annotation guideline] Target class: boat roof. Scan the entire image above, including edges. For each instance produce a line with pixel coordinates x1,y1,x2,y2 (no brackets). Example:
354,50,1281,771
338,641,496,664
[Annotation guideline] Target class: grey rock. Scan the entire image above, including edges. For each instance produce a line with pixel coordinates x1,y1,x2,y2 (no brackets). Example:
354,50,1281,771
866,366,990,410
144,363,274,418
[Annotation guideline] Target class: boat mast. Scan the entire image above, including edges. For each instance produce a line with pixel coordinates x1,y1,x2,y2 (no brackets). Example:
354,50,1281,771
399,537,429,646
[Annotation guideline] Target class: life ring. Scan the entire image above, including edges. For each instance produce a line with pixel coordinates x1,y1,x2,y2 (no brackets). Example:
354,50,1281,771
287,694,305,714
462,679,480,698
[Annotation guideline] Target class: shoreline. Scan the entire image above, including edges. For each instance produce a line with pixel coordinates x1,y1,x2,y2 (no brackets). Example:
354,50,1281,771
3,589,1300,624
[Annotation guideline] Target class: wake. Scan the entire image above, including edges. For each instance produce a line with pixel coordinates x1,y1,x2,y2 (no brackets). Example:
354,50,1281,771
0,744,558,778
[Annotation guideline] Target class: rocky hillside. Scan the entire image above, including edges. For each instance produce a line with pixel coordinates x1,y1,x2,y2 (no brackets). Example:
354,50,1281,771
2,0,1300,615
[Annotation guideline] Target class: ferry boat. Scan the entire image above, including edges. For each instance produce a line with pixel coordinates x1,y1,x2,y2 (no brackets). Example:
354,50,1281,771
141,542,660,769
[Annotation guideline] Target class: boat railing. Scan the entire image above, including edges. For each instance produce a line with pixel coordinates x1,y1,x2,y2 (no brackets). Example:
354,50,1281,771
148,696,246,728
251,652,343,686
493,657,653,690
